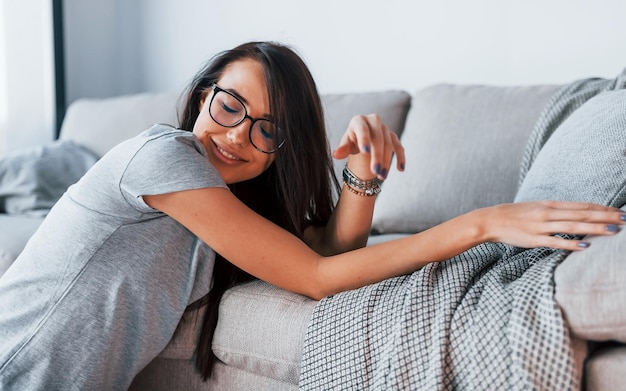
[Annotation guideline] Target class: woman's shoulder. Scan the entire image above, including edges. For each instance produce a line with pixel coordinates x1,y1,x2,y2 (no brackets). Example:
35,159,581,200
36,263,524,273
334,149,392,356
139,123,192,141
95,124,206,178
135,124,208,160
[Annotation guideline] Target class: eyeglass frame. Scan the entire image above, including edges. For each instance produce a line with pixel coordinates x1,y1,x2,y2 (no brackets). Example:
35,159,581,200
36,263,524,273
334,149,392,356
208,84,285,154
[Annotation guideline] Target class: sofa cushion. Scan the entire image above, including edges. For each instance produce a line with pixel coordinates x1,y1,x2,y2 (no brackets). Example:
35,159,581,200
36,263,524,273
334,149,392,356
322,90,411,181
372,84,560,234
514,90,626,206
59,92,180,157
212,280,316,385
511,90,626,342
134,280,315,387
0,140,98,216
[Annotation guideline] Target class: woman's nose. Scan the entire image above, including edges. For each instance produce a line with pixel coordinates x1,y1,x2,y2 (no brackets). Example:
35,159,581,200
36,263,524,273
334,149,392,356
226,120,250,146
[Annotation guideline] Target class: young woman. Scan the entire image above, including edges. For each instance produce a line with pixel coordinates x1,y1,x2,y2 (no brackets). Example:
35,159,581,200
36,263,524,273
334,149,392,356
0,41,623,389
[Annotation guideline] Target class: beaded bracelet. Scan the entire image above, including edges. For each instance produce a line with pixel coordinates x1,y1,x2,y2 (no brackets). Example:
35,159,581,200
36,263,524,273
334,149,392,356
342,164,382,197
343,180,381,196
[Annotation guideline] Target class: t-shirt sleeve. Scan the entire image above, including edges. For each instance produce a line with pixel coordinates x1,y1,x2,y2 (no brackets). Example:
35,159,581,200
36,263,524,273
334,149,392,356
120,127,227,212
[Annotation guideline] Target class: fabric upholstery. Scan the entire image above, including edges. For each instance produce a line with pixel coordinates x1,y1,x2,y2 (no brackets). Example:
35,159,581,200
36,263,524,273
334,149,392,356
59,92,180,157
514,90,626,206
0,140,98,215
212,280,316,384
372,84,560,234
140,280,315,386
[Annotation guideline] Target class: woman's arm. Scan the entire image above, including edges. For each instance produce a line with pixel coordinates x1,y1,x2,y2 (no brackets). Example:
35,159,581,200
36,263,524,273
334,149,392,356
145,188,624,300
304,114,405,255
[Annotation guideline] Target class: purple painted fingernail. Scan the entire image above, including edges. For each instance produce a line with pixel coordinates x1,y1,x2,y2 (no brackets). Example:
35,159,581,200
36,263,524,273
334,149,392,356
577,241,590,248
375,163,381,174
400,163,405,170
620,213,626,221
363,145,371,153
381,168,388,179
606,224,620,232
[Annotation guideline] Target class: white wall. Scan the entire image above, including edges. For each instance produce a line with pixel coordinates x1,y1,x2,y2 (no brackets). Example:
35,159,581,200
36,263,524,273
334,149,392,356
133,0,626,95
0,0,55,153
63,0,626,104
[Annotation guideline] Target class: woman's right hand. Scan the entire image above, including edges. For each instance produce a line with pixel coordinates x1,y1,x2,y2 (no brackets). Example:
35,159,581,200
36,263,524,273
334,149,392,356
333,114,405,181
475,201,625,251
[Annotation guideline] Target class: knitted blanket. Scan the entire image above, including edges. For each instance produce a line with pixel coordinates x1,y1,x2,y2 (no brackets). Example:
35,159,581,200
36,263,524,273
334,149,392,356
299,70,626,390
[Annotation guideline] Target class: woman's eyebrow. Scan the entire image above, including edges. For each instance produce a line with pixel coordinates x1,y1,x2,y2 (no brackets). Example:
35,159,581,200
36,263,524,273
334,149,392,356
224,86,272,119
224,87,249,105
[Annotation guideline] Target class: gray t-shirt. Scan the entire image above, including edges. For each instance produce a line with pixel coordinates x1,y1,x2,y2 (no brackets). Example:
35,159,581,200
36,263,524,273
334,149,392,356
0,125,227,390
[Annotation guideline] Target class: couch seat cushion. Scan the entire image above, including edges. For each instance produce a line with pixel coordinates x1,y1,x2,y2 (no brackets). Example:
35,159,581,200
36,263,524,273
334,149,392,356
213,280,317,385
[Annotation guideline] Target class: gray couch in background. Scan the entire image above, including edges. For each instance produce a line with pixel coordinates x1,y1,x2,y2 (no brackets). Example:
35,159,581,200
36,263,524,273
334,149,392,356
1,83,624,390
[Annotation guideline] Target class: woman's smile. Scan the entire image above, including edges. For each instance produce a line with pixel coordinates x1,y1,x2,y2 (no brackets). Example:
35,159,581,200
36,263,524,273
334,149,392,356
211,139,247,164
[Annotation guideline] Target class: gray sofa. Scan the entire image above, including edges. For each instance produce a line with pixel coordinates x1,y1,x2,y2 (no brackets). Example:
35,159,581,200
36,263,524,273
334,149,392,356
1,83,625,390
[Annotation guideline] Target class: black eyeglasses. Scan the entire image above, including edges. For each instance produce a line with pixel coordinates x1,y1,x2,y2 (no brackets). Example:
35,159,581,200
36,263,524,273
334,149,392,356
208,84,285,154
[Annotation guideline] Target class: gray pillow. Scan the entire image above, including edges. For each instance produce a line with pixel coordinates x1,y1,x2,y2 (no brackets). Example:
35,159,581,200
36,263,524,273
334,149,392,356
513,90,626,342
59,92,180,158
514,90,626,206
0,140,98,216
371,84,559,234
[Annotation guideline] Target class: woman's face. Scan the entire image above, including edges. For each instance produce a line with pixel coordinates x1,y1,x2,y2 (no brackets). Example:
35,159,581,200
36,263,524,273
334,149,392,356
193,59,275,184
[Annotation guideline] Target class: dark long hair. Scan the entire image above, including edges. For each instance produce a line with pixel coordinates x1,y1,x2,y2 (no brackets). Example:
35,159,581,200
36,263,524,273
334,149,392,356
178,42,340,379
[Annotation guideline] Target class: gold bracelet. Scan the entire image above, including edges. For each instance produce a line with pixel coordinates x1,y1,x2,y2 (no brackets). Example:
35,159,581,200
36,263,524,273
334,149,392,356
343,180,380,197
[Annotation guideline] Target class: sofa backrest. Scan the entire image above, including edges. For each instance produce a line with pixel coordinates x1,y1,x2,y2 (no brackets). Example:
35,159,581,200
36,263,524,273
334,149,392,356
58,90,413,182
59,92,181,158
372,83,562,234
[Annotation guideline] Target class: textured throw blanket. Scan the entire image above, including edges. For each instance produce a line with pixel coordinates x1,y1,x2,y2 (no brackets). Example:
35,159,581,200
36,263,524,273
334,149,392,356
299,70,626,390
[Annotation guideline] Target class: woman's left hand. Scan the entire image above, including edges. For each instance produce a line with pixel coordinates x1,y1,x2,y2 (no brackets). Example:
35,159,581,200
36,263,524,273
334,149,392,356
333,114,405,180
